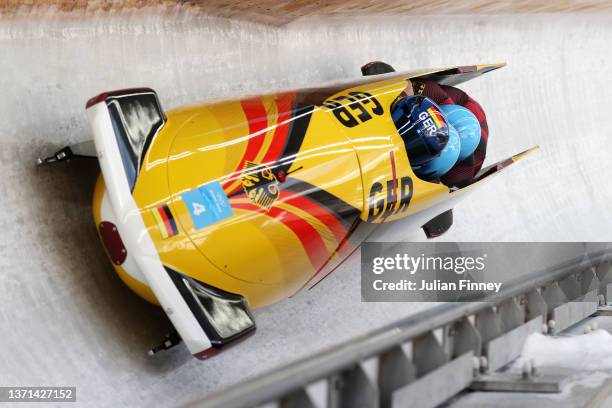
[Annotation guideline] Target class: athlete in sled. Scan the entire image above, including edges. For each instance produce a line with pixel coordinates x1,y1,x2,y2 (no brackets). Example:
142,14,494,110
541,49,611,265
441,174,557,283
38,62,536,358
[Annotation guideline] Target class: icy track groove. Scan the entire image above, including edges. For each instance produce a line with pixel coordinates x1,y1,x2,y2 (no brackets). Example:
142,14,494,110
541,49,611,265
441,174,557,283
1,10,612,407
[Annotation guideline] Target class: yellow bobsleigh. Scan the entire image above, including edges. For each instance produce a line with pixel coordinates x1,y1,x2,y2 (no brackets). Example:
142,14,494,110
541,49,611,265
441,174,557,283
40,62,536,358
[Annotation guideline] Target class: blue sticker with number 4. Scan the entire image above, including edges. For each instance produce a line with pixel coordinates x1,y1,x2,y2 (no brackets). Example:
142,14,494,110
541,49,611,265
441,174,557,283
182,181,233,230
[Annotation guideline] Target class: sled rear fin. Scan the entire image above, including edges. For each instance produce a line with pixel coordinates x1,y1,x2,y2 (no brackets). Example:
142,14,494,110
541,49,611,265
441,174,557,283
472,146,539,185
412,62,505,87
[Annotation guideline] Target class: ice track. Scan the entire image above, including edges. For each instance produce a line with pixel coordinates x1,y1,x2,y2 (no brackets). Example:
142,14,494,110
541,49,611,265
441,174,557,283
1,9,612,406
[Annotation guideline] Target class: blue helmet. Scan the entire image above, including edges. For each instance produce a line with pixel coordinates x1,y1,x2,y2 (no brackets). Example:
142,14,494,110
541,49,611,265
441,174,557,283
391,95,460,180
415,124,461,180
440,104,481,161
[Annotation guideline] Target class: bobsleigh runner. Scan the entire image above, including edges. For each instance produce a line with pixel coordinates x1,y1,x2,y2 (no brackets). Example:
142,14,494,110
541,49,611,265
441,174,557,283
38,62,536,358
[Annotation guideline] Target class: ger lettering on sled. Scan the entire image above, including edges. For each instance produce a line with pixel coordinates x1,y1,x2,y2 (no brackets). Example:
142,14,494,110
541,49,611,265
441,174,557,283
38,62,537,359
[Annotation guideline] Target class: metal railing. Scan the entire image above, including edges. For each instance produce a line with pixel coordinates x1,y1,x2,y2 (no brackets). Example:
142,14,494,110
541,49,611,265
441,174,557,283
189,248,612,408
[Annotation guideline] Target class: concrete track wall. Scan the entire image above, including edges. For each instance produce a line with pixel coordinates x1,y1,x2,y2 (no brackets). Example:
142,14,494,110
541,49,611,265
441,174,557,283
1,9,612,407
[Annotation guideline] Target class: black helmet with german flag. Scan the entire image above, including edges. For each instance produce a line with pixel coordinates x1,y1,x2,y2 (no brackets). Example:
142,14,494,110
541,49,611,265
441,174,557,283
391,95,461,180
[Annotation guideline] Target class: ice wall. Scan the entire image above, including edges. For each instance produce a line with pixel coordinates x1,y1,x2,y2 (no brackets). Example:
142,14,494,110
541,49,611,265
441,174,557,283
1,9,612,406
